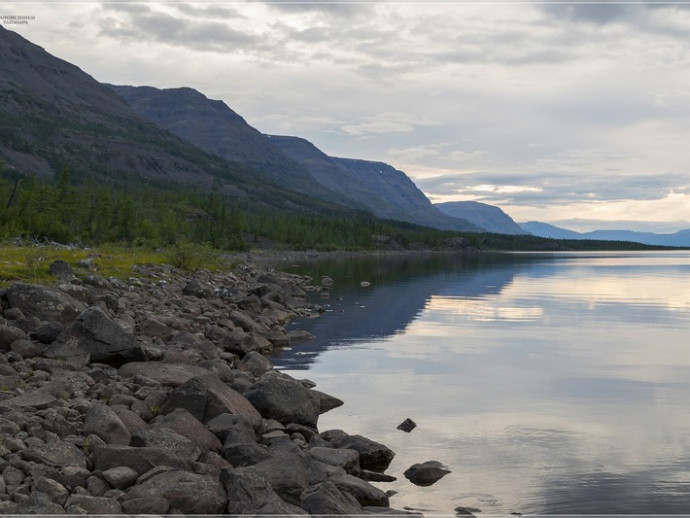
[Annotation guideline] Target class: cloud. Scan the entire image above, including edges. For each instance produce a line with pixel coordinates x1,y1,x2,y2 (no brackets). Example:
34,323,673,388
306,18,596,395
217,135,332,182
338,112,439,137
417,171,690,207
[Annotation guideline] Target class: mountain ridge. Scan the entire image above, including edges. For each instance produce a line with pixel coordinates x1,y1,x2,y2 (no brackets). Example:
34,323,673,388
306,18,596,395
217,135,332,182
435,201,527,235
520,221,690,247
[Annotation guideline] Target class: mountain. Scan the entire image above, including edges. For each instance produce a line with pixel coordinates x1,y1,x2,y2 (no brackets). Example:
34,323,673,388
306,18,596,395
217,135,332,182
520,221,690,247
108,84,478,231
267,136,479,231
0,26,350,216
435,201,528,235
107,85,336,201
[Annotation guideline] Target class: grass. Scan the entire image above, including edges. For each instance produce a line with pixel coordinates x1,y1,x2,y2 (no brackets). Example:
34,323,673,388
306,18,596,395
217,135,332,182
0,242,235,286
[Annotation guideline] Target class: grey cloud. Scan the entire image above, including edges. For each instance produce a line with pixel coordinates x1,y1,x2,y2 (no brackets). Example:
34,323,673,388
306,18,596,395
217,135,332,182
173,4,245,20
99,9,260,52
417,171,690,206
541,3,636,25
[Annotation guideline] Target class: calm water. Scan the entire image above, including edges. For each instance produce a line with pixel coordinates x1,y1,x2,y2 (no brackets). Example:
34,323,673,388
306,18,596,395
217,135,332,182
273,251,690,515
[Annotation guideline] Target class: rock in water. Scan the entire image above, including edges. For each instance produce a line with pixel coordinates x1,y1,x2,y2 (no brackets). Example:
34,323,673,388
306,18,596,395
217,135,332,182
403,461,451,486
397,418,417,432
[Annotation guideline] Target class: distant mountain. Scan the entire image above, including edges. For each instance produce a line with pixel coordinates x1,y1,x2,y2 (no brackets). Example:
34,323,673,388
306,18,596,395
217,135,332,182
268,136,479,231
520,221,690,247
435,201,528,235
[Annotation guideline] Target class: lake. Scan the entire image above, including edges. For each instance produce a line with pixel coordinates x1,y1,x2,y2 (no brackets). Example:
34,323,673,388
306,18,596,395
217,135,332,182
273,251,690,515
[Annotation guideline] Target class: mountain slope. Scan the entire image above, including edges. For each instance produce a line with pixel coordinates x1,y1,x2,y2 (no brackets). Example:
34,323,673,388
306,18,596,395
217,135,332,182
107,85,336,200
521,221,690,247
268,136,479,231
0,26,365,218
107,83,477,231
435,201,528,235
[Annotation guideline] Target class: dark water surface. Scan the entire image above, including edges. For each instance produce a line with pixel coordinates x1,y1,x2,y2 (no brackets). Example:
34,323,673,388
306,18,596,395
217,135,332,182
273,251,690,515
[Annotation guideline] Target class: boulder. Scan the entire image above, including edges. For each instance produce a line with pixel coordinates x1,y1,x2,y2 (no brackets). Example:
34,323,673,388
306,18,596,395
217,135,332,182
208,413,256,444
64,494,122,514
130,427,202,462
300,480,366,514
238,440,311,505
221,441,273,467
403,460,451,486
330,473,390,507
32,476,69,506
0,325,26,350
119,362,211,386
92,444,193,475
308,447,360,474
101,466,140,490
21,441,88,469
160,374,262,429
330,433,395,472
122,496,170,514
150,407,222,451
54,306,146,365
244,373,320,427
221,467,307,515
5,283,84,324
125,470,226,514
83,403,131,445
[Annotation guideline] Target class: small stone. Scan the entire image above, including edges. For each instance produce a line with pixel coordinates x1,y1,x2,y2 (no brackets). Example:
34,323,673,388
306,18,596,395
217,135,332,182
397,418,417,432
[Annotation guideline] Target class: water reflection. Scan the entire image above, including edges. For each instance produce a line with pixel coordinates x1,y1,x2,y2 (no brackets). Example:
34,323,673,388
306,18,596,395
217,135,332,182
273,252,690,514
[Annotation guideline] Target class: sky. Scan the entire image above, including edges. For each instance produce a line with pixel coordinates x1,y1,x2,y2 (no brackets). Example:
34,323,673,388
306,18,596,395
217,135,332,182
4,0,690,232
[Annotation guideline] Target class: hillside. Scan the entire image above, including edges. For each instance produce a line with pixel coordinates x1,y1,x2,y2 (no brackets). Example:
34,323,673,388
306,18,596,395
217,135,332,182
107,83,477,231
0,26,349,216
435,201,527,235
107,85,337,201
520,221,690,247
268,136,479,231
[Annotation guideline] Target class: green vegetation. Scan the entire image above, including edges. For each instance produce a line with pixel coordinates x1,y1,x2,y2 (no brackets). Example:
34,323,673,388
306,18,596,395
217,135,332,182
0,163,676,264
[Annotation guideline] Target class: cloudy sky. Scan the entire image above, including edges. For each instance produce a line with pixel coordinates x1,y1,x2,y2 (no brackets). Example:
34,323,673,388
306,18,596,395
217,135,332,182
6,0,690,231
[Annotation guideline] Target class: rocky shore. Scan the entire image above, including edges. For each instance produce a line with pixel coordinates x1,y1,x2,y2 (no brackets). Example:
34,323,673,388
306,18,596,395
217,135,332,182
0,258,410,515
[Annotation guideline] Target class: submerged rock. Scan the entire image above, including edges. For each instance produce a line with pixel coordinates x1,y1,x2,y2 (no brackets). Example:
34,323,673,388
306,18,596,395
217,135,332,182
403,460,451,486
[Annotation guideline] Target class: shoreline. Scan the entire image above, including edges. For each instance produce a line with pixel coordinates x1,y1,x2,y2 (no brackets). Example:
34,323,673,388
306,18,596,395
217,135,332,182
0,255,417,515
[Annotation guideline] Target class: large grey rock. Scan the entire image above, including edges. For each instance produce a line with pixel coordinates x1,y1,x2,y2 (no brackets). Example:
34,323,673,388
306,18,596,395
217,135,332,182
21,441,88,469
308,447,360,475
160,374,262,429
130,427,202,461
221,441,273,467
221,467,307,515
102,466,140,490
207,412,256,444
403,460,451,486
150,407,222,451
330,433,395,472
0,490,66,514
119,361,210,386
5,283,84,324
125,470,226,514
32,476,69,506
54,306,146,365
244,373,320,427
121,496,170,514
64,494,122,514
300,480,366,514
239,440,311,505
83,403,131,445
312,388,345,414
92,444,193,475
238,350,274,376
330,473,390,507
0,325,26,350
